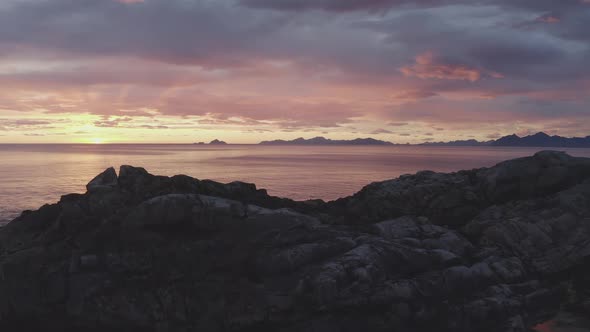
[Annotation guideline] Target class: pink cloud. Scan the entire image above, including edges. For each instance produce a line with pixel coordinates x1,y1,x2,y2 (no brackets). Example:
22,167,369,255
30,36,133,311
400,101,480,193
537,15,560,24
400,52,504,82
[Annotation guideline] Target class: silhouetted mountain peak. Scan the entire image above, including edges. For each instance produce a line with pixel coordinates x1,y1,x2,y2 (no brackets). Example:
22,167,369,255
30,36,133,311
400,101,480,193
259,137,393,145
493,132,590,147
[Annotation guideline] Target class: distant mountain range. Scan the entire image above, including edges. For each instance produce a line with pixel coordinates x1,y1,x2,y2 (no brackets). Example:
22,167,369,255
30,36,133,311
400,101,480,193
421,132,590,147
258,133,590,147
259,137,393,146
491,132,590,147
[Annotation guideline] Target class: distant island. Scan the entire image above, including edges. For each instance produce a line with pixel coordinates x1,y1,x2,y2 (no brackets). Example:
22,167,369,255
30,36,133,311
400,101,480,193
420,132,590,148
194,139,228,145
260,137,393,146
205,132,590,147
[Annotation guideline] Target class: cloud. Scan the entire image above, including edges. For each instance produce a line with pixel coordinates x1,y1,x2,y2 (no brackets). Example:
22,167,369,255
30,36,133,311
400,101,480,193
400,52,504,82
116,0,144,4
8,119,51,126
94,116,134,128
0,0,289,67
388,95,590,135
240,0,443,12
0,118,60,131
394,90,438,100
0,0,589,142
140,124,169,129
388,122,409,126
537,15,560,24
93,115,171,129
371,128,393,134
241,0,590,13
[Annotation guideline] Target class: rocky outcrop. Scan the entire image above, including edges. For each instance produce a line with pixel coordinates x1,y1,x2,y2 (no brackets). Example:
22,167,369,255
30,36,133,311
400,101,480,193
0,151,589,331
86,167,118,192
327,151,590,226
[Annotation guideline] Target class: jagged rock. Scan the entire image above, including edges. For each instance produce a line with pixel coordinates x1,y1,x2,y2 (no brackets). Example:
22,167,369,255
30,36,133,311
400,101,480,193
1,151,589,331
478,150,590,203
327,150,590,227
86,167,118,192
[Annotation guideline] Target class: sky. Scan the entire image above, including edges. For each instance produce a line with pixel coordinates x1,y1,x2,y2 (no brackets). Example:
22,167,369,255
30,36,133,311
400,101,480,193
0,0,589,144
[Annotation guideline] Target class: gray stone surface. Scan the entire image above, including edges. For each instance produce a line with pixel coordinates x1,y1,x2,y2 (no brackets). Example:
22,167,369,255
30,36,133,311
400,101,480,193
1,151,589,331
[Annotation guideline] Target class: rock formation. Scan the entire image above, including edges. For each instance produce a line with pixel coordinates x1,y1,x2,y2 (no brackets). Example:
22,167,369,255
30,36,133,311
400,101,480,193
1,151,589,331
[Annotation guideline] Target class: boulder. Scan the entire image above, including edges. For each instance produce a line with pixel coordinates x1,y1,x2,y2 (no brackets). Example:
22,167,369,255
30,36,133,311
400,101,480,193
327,151,590,227
478,150,590,203
86,167,118,192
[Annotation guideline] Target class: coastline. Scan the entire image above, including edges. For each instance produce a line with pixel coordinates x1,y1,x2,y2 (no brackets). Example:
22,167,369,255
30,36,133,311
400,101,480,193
1,151,590,331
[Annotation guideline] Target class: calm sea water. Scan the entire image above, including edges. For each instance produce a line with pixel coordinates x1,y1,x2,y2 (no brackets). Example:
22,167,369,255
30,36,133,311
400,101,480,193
2,144,590,224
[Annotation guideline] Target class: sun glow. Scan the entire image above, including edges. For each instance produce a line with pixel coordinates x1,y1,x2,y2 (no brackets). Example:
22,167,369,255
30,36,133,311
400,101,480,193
91,138,104,144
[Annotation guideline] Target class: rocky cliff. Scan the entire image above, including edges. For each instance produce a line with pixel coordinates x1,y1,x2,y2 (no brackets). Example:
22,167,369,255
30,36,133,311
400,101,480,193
1,151,589,331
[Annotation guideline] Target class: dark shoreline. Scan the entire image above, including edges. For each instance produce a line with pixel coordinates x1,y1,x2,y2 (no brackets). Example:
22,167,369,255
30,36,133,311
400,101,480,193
1,151,590,331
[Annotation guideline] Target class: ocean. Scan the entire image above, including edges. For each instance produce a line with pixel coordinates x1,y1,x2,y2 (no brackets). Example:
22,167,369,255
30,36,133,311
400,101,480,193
2,144,590,224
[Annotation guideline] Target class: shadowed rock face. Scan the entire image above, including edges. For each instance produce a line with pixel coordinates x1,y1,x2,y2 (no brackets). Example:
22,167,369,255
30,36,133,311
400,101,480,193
0,151,589,332
327,151,590,226
86,167,118,193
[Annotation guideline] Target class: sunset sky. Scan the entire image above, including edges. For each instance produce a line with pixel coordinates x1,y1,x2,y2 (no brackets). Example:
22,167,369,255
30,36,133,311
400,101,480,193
0,0,589,144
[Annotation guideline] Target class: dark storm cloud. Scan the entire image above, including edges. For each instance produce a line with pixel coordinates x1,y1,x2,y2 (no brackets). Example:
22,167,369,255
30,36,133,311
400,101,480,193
239,0,454,12
0,0,288,66
357,7,588,81
241,0,590,85
0,0,587,86
240,0,590,12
